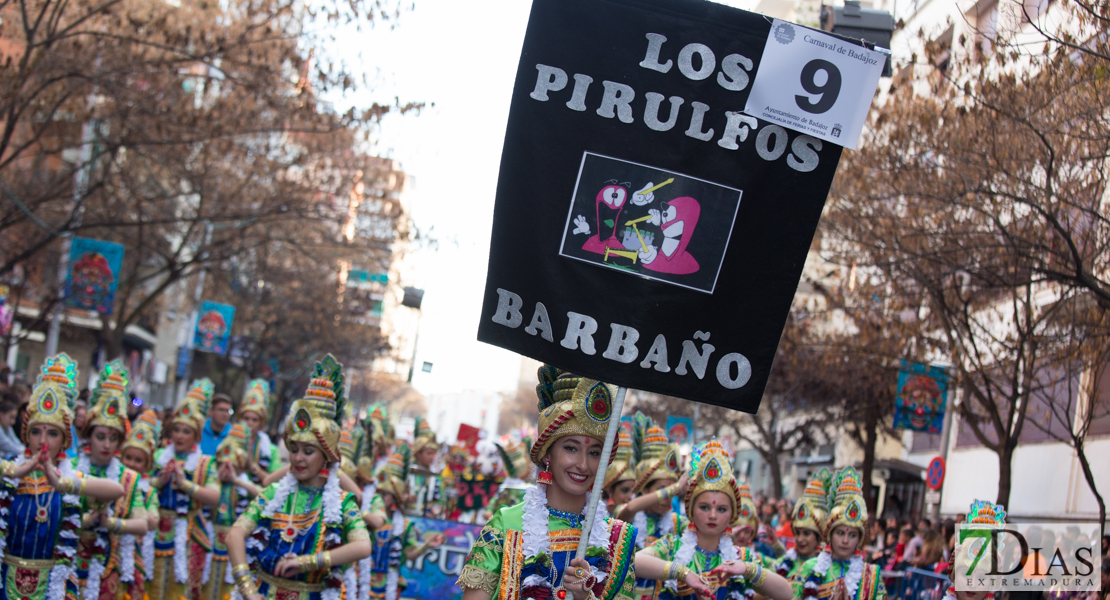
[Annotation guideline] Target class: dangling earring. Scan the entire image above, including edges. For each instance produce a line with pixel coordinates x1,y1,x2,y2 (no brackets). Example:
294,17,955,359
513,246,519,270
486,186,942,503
537,459,554,486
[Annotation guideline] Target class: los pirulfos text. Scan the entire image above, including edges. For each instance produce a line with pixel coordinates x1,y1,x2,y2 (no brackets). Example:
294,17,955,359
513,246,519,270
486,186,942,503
529,32,824,172
492,289,754,391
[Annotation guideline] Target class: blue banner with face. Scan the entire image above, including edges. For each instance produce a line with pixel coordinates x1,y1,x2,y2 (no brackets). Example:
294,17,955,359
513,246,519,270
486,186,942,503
400,517,484,600
193,301,235,355
894,361,949,433
65,237,124,314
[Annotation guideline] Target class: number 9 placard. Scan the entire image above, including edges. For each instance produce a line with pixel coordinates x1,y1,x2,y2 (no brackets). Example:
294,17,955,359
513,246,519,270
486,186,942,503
743,19,887,150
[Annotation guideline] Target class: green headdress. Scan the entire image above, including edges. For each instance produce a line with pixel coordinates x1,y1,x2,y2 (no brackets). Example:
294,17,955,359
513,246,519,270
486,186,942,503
284,354,346,463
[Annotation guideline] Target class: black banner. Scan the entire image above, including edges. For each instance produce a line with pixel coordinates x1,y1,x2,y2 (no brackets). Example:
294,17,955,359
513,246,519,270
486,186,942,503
478,0,846,413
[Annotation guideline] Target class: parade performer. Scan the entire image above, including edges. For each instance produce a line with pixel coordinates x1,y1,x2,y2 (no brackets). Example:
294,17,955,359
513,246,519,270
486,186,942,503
0,354,126,600
237,379,281,486
204,423,264,600
791,467,887,600
151,378,221,600
775,471,831,580
634,439,795,600
225,354,371,600
365,445,446,600
942,501,1006,600
617,418,687,600
406,416,452,519
483,436,533,520
74,361,149,600
456,365,638,600
363,404,394,472
119,410,162,588
732,484,783,560
603,429,636,517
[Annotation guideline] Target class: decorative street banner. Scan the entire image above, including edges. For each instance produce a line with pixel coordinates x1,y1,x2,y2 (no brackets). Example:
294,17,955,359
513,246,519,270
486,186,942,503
65,237,124,314
193,301,235,355
665,415,694,444
400,517,483,600
454,473,503,515
478,0,876,412
894,361,949,433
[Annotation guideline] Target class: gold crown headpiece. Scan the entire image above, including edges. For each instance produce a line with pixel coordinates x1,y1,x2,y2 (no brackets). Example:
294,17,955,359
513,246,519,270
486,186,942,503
632,418,681,493
824,466,867,538
339,429,358,480
497,437,532,480
284,354,345,463
412,415,437,455
530,365,617,468
793,469,832,536
85,360,131,438
734,482,759,530
684,439,743,526
376,444,411,500
603,428,636,490
24,353,80,451
121,409,161,471
216,422,251,466
239,378,270,421
172,378,214,434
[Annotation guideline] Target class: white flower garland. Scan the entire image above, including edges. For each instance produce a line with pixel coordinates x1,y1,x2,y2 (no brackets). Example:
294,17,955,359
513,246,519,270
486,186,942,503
118,533,136,583
138,478,154,576
256,432,272,461
156,446,205,584
521,483,550,559
665,528,700,592
719,534,740,562
0,456,22,564
322,465,342,525
47,461,82,600
385,508,406,600
810,550,865,599
202,518,214,584
633,509,674,549
261,471,298,518
358,485,377,600
78,458,121,600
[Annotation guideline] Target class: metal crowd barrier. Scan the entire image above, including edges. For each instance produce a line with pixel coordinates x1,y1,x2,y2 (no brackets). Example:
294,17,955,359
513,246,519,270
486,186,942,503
886,567,951,600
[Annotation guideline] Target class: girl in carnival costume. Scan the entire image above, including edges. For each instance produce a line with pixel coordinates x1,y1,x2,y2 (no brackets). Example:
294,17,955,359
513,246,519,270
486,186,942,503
774,471,831,580
407,416,452,519
118,410,162,589
0,354,126,600
602,429,635,518
150,379,221,600
74,361,149,600
204,423,264,600
791,467,887,600
237,380,281,486
225,355,371,600
617,416,687,600
732,484,783,560
457,365,639,600
634,439,795,600
367,445,446,600
943,501,1006,600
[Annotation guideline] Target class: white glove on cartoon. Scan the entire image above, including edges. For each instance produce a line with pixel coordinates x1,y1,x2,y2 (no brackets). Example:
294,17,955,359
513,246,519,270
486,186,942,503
638,244,658,264
631,182,655,206
572,215,591,235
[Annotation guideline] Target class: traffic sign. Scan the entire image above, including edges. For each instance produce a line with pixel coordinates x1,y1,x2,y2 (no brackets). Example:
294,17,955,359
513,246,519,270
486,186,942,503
926,456,946,490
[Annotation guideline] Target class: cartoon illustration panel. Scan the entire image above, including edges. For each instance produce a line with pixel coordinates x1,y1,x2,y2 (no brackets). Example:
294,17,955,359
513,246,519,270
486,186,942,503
559,153,743,294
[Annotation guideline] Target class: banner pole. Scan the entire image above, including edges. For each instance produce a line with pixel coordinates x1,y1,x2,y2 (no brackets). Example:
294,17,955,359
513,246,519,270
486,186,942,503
568,385,627,600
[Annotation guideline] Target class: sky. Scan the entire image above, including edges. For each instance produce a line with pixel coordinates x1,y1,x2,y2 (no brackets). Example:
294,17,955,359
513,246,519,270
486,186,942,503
330,0,754,398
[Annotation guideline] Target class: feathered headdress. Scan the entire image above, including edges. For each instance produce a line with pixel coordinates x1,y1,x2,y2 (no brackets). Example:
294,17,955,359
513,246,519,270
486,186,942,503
239,378,270,422
284,354,345,463
793,469,832,537
529,365,617,470
23,353,80,451
376,443,412,500
823,466,867,538
172,378,214,435
121,409,161,472
497,437,532,480
84,359,131,438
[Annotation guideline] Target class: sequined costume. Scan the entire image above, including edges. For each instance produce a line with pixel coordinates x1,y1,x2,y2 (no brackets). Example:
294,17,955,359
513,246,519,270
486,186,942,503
150,379,219,600
791,468,886,600
233,355,370,600
202,423,255,600
457,366,638,600
0,355,85,600
365,448,418,600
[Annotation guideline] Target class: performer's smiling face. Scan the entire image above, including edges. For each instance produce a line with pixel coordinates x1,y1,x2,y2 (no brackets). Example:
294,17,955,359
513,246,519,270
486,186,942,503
795,527,820,557
287,440,327,482
171,423,197,453
643,478,676,514
546,435,602,496
691,491,733,536
28,424,64,458
239,411,263,435
88,425,122,465
830,525,862,560
121,447,150,474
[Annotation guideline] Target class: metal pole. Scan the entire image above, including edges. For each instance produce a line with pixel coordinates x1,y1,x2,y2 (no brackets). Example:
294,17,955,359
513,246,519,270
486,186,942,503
930,383,957,522
692,402,700,446
44,118,97,356
174,222,214,403
568,386,627,600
